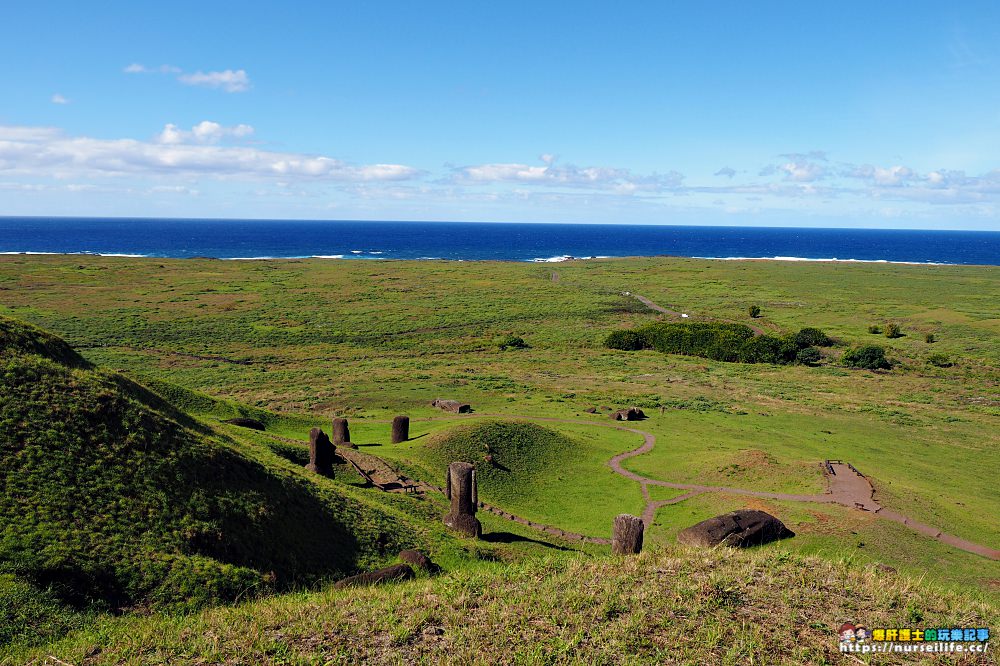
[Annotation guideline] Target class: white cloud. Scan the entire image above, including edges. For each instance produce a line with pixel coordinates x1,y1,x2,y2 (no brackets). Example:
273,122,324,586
453,158,684,193
156,121,255,145
714,166,736,178
178,69,251,93
123,64,249,92
50,93,70,105
124,63,181,74
0,123,419,183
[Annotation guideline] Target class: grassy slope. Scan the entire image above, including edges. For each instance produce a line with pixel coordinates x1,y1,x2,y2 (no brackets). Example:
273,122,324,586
0,255,997,599
0,317,428,645
9,547,997,665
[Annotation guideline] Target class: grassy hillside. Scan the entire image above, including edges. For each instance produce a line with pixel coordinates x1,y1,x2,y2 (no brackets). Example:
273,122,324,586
0,316,430,645
9,546,997,665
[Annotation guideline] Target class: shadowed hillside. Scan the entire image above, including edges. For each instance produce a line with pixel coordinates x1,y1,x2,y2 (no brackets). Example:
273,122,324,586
0,316,423,645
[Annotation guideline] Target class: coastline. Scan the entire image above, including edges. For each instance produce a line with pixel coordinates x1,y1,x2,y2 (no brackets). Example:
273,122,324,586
0,250,970,266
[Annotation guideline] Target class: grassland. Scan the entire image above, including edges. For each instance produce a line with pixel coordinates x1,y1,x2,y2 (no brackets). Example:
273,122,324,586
0,254,997,662
11,547,997,665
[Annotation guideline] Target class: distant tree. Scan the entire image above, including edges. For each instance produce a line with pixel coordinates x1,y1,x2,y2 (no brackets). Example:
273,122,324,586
748,305,761,318
924,332,935,343
796,346,822,366
884,322,902,338
867,324,881,334
794,327,832,348
842,345,891,370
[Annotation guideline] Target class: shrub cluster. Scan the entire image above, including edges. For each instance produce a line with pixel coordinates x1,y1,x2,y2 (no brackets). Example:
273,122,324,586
496,334,528,350
604,322,832,365
842,345,891,370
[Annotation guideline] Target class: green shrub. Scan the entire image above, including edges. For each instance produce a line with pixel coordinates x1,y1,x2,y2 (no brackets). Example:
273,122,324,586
867,324,881,334
748,304,761,318
603,329,646,351
927,353,953,368
496,335,528,350
637,322,755,360
924,332,935,343
843,345,891,370
793,327,832,348
884,322,902,338
796,347,822,365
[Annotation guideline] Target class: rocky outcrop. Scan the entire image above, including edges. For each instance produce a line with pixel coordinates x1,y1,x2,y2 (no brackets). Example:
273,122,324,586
677,509,794,548
611,406,646,421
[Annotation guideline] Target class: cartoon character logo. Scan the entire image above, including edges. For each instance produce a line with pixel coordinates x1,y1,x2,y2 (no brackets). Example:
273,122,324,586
854,626,870,642
839,623,857,643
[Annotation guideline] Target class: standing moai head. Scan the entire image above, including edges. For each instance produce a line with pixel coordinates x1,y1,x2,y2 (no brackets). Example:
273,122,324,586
443,461,481,538
332,417,352,447
391,415,410,443
611,514,644,555
306,427,336,476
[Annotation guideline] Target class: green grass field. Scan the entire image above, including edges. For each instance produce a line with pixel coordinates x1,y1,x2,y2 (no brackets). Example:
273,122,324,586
1,254,998,662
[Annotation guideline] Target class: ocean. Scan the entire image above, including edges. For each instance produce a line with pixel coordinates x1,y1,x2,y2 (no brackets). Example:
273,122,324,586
1,217,999,265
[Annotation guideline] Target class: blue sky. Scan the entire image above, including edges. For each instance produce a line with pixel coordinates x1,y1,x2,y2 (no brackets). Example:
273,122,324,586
2,1,1000,229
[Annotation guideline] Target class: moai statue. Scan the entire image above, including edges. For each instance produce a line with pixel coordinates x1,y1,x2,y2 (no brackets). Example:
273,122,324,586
611,514,644,555
391,415,410,443
332,417,352,447
443,462,481,538
306,427,336,476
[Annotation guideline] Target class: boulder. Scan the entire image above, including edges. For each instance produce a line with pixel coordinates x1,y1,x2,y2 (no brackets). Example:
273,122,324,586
399,549,438,572
611,406,646,421
431,399,472,413
677,509,794,548
333,563,415,588
222,417,266,431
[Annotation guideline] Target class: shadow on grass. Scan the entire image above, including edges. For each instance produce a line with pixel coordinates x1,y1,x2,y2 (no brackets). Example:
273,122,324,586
480,531,574,551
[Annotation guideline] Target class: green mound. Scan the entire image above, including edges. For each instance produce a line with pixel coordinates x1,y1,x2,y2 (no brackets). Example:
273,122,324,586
0,316,421,645
0,316,91,368
424,421,575,503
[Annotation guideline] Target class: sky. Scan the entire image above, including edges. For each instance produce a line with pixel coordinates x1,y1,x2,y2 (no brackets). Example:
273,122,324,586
2,1,1000,229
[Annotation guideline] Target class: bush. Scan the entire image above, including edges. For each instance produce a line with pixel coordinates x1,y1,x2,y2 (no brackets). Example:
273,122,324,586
603,330,646,351
924,333,935,343
793,327,833,348
748,305,761,318
496,335,528,350
604,322,832,365
796,347,822,365
884,322,902,338
927,353,953,368
868,324,881,334
637,322,755,361
842,345,891,370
